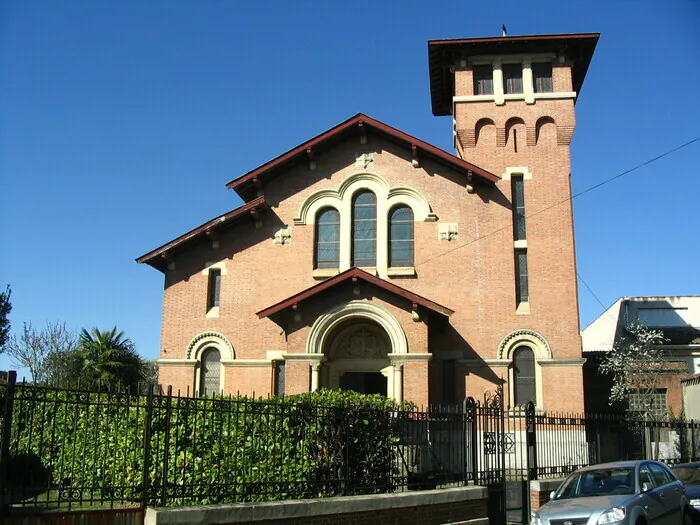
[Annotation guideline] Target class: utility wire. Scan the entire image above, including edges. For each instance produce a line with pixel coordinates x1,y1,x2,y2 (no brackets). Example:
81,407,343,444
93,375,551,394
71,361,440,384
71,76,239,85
415,136,700,269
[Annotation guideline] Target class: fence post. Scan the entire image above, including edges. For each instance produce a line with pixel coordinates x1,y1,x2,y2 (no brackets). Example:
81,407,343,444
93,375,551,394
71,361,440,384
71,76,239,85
0,371,17,518
526,401,538,481
141,384,154,508
464,397,477,485
161,386,173,507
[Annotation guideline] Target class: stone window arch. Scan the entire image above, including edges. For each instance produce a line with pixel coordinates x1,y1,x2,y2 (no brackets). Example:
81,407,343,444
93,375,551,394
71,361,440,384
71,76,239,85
498,329,551,409
293,172,435,278
186,332,234,396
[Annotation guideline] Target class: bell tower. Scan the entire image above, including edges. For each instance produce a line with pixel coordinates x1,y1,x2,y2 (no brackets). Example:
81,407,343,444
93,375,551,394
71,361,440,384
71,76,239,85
428,34,599,412
428,33,598,172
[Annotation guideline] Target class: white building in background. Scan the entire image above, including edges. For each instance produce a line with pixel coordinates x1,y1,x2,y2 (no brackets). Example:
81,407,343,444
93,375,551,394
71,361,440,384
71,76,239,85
582,296,700,414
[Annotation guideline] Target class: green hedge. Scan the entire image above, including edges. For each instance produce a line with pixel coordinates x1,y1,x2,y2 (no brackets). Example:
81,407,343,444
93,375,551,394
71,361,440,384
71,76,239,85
9,386,411,506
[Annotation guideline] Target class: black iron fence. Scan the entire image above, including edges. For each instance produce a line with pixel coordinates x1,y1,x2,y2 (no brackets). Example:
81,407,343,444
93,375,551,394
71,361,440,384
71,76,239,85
2,371,700,518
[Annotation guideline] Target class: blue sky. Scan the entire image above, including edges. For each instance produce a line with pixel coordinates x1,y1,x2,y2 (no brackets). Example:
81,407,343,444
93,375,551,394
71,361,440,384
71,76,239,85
1,0,699,372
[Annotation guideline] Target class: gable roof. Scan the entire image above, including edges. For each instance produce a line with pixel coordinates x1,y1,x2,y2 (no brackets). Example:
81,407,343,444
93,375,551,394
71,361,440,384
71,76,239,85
226,113,499,202
428,33,600,116
256,267,454,319
136,197,268,272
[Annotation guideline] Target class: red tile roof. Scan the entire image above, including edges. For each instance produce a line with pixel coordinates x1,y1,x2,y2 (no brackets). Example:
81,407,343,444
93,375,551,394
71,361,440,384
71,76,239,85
257,267,454,319
226,113,498,202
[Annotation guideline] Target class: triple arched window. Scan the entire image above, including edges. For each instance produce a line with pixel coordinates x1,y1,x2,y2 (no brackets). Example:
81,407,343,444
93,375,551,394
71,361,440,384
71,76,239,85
314,190,415,271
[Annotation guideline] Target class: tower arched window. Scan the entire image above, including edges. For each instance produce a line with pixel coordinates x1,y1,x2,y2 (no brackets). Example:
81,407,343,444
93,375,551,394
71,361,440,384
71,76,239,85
513,346,535,406
200,348,221,396
315,208,340,269
388,206,414,267
352,191,377,267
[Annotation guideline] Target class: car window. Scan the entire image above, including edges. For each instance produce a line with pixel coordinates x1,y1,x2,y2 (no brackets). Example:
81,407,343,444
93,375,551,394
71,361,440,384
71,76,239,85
639,465,655,488
555,468,635,499
673,466,700,484
649,464,673,487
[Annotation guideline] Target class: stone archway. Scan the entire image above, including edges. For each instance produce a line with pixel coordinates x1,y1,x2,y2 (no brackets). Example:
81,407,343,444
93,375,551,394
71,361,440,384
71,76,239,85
306,300,407,400
324,321,392,396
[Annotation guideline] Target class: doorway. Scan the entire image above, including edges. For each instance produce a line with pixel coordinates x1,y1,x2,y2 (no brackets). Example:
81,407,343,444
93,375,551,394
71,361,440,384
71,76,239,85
339,372,387,395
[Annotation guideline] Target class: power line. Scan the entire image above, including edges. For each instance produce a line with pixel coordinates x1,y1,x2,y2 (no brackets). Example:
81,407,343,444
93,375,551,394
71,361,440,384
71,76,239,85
415,136,700,269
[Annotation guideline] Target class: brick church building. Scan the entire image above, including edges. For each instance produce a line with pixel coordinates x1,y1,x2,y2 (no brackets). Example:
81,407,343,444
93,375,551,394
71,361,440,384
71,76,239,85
138,33,599,412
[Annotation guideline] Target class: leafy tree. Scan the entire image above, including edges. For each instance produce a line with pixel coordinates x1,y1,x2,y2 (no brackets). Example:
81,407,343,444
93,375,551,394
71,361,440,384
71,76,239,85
75,326,153,391
6,321,77,382
599,322,670,421
0,285,11,352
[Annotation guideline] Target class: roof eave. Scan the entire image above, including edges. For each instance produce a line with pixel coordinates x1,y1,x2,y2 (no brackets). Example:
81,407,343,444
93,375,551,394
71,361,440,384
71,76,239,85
257,268,454,319
136,197,268,272
226,113,498,200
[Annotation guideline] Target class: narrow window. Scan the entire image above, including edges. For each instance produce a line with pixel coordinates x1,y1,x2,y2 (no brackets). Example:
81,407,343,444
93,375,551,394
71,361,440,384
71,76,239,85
472,65,493,95
532,62,553,93
352,191,377,267
513,346,535,406
273,360,286,396
388,206,414,267
315,208,340,269
503,64,523,94
515,249,529,304
200,348,221,396
207,269,221,310
511,176,526,241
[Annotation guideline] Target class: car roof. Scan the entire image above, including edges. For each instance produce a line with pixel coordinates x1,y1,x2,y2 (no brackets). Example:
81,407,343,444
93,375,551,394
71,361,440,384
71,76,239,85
575,460,666,473
672,462,700,469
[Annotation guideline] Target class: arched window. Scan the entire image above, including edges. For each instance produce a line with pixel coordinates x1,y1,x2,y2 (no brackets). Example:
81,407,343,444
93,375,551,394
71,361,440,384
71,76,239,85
513,346,535,406
200,348,221,396
315,208,340,269
388,206,414,267
352,191,377,267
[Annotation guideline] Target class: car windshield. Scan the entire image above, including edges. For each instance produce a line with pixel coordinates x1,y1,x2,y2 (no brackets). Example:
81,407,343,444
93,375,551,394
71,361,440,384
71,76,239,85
554,467,635,499
672,466,700,485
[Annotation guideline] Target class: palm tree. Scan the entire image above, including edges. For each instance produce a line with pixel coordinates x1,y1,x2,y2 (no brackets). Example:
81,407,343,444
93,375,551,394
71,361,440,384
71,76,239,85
76,327,148,391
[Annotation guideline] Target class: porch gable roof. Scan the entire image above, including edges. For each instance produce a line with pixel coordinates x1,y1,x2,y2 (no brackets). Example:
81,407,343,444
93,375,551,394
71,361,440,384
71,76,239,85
256,267,454,319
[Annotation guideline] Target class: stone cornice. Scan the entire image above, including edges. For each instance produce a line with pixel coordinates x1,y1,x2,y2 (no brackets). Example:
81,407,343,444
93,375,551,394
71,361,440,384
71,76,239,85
538,358,587,367
387,353,432,362
156,359,198,367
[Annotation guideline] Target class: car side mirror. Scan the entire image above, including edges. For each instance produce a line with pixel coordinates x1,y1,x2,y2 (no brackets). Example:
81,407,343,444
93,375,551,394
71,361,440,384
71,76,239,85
549,491,556,501
641,482,652,493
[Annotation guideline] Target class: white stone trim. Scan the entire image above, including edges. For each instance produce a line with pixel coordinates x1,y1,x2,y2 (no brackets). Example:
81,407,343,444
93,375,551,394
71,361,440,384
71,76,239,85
294,172,434,279
201,260,228,276
453,92,576,104
501,166,533,181
186,332,235,360
387,352,432,362
312,268,340,280
156,359,198,366
516,301,531,315
538,358,587,367
387,267,416,277
514,240,528,249
205,306,220,319
306,300,408,355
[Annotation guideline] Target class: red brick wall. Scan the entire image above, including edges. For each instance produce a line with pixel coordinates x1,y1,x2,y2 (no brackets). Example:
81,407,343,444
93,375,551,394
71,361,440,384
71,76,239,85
154,58,586,412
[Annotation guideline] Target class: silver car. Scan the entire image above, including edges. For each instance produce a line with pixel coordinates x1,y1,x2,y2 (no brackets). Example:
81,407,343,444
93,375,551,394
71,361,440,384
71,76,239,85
532,461,691,525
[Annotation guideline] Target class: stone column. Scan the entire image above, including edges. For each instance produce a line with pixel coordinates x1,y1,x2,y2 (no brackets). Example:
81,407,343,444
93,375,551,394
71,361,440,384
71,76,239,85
393,363,403,402
310,362,321,392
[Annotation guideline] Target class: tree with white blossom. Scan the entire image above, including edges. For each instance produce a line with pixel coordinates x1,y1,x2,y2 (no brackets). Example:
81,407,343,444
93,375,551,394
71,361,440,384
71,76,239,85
599,322,671,421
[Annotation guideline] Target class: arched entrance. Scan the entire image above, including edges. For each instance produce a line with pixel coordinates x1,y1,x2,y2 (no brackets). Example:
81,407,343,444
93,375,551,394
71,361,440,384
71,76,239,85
322,320,391,395
305,300,408,400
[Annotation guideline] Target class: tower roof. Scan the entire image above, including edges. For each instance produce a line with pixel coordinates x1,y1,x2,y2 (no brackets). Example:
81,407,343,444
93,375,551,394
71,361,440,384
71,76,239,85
428,33,600,116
